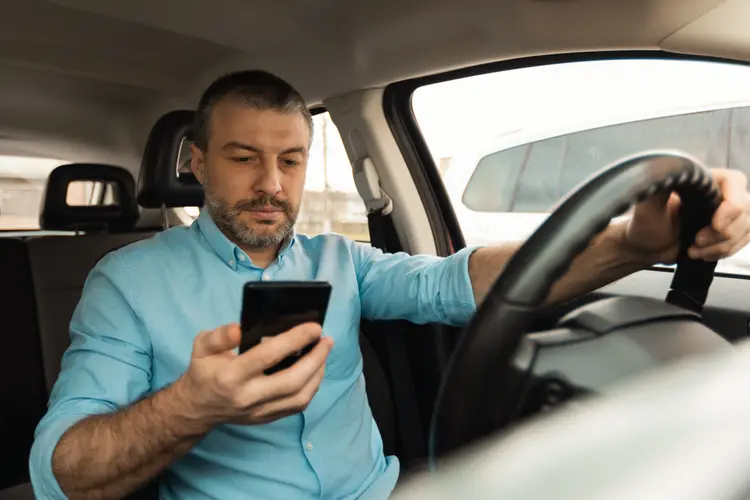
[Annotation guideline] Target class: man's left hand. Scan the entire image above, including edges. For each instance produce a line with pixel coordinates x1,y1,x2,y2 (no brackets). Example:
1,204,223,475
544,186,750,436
625,168,750,263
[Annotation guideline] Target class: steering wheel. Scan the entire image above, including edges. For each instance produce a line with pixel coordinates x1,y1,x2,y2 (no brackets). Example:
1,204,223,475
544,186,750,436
429,151,725,463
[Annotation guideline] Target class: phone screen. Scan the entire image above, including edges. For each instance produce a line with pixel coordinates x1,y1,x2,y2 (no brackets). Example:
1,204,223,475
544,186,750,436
239,281,332,374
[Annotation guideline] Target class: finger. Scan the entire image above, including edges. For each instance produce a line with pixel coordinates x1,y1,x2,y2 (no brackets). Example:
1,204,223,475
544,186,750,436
713,169,748,206
245,410,299,425
244,337,333,405
633,190,673,218
227,322,324,382
248,364,327,419
689,240,732,261
229,408,299,426
639,189,672,209
711,168,749,225
690,213,750,256
694,227,722,248
193,324,241,358
711,200,744,234
719,212,750,243
690,230,750,261
731,233,750,257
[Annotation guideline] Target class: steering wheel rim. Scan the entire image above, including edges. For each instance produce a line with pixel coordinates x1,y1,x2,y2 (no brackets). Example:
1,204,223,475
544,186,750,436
429,151,722,463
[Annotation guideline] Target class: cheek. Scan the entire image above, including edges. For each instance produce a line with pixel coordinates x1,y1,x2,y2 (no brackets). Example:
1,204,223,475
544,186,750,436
211,164,254,197
283,172,307,202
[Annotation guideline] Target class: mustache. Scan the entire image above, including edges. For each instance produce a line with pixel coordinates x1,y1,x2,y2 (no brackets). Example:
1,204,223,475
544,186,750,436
233,195,292,215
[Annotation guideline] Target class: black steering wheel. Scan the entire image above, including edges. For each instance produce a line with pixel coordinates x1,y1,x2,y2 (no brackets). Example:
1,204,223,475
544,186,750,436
429,152,724,463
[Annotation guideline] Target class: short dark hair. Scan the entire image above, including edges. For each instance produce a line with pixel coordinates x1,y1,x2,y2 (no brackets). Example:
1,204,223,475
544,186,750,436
193,69,313,151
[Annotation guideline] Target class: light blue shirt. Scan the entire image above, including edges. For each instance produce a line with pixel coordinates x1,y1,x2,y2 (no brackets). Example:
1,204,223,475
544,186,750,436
30,208,477,499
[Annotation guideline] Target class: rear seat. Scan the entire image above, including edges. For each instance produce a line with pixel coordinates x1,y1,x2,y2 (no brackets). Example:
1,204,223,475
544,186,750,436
0,164,154,492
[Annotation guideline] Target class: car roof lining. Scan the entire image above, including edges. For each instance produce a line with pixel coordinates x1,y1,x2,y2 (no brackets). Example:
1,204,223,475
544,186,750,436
0,0,743,170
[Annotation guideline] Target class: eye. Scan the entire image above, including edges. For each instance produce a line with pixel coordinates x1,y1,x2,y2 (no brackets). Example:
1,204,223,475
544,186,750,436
232,156,257,164
282,158,300,167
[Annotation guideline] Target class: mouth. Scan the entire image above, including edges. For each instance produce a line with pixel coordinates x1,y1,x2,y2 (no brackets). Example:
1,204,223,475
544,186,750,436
246,207,284,220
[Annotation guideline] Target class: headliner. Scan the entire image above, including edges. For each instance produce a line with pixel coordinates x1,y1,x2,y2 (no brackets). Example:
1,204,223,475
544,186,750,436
0,0,748,169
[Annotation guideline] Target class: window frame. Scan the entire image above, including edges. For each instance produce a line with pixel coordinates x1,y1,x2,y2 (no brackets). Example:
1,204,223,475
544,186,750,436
383,50,750,276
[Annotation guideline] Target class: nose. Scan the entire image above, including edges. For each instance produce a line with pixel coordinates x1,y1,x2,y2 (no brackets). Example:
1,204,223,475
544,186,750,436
253,158,282,196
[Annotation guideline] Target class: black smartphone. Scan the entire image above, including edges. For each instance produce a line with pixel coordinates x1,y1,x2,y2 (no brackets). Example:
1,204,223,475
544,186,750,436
239,281,332,374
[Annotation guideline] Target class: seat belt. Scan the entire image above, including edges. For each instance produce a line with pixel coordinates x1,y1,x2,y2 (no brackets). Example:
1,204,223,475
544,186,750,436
354,157,426,466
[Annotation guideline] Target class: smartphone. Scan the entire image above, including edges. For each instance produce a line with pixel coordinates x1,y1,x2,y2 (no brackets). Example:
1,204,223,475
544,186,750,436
239,281,332,374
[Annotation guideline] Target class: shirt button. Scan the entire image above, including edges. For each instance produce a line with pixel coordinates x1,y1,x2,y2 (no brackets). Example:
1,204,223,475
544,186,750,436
238,254,246,261
262,273,271,281
305,441,313,451
228,259,234,266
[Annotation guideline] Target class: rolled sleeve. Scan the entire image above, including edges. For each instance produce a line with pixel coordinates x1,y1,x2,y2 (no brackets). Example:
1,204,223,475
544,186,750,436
352,242,482,326
30,402,113,499
29,253,152,498
435,245,482,325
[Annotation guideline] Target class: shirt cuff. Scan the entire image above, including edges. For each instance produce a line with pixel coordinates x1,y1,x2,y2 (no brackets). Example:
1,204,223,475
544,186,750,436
439,245,483,326
30,412,92,499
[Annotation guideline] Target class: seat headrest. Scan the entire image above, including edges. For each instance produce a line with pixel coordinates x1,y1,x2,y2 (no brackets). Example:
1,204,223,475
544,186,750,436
40,163,139,232
137,110,204,208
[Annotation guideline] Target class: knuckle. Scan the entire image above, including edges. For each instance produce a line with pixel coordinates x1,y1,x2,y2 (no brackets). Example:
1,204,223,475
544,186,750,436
278,375,303,396
736,170,748,183
192,330,207,349
284,369,310,393
258,347,282,369
214,367,235,391
728,202,744,216
233,384,262,410
230,391,251,410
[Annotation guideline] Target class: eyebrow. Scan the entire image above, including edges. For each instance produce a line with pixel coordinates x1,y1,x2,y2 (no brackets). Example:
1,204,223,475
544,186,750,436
222,141,307,155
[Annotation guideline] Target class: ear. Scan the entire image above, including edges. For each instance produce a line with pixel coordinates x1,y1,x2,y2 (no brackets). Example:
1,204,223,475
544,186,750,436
190,144,206,185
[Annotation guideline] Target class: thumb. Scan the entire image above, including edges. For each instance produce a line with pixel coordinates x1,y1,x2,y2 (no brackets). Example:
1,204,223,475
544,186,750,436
193,324,241,358
633,190,679,219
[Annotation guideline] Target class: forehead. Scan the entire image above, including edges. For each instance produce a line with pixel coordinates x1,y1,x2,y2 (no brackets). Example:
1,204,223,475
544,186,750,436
208,100,310,149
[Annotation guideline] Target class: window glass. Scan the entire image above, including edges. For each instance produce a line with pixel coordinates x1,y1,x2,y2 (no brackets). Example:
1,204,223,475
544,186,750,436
300,112,367,241
411,59,750,275
0,156,65,230
182,111,368,241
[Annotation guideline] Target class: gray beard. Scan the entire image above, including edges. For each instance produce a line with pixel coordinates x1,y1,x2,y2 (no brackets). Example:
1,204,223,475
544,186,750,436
204,192,296,250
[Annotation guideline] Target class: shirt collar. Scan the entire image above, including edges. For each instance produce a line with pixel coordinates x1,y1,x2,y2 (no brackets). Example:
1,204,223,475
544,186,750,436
195,207,296,270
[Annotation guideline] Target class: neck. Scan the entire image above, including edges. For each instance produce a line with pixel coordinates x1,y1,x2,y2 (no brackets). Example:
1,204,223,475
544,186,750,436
241,244,281,269
216,226,284,269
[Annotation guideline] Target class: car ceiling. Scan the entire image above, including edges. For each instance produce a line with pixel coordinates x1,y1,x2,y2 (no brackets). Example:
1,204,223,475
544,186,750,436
0,0,748,173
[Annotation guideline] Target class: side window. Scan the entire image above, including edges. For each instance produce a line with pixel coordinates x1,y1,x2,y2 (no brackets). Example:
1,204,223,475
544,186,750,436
411,58,750,275
0,156,65,230
182,111,368,241
299,111,368,241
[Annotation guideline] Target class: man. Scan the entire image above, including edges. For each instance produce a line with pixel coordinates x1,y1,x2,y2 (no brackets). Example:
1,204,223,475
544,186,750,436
30,69,750,500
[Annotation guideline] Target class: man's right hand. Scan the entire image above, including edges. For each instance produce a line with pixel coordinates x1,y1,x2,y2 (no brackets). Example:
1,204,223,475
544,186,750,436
176,322,333,428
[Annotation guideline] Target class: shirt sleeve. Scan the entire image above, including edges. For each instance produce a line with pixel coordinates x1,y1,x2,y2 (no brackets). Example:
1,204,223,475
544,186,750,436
29,252,153,499
351,242,481,326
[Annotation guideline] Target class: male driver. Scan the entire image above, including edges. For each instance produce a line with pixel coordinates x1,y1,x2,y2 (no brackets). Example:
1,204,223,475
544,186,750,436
31,70,750,499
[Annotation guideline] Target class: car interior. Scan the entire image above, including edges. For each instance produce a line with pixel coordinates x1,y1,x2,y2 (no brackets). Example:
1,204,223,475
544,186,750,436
2,0,750,498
